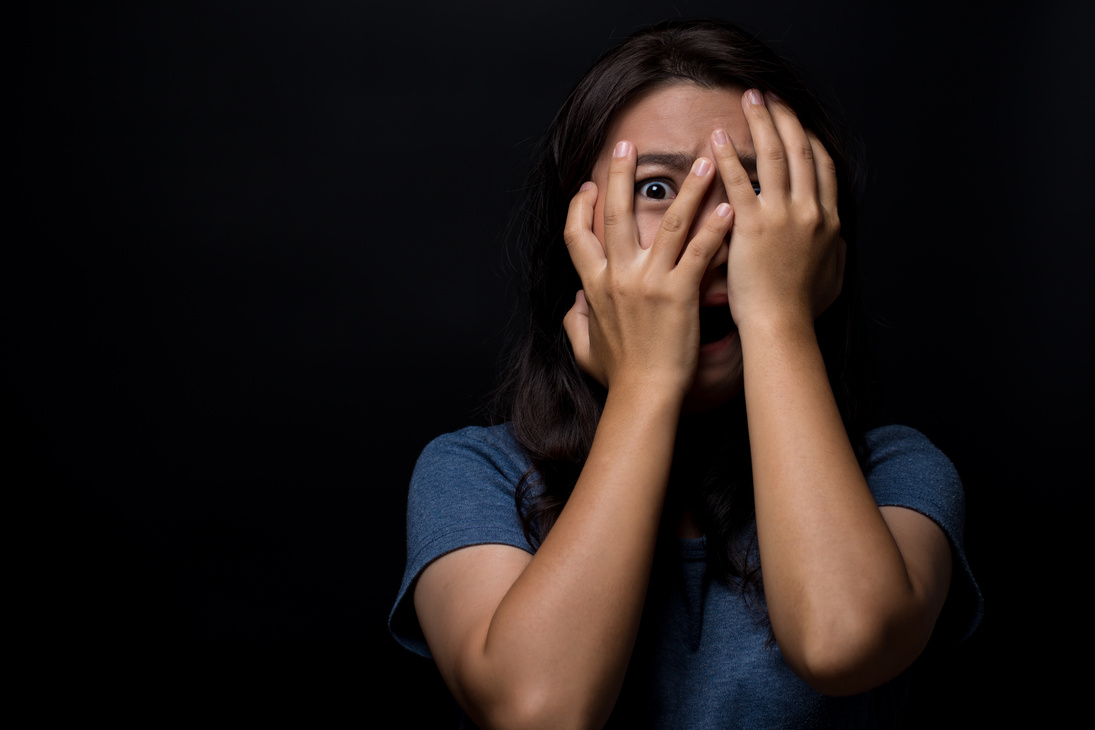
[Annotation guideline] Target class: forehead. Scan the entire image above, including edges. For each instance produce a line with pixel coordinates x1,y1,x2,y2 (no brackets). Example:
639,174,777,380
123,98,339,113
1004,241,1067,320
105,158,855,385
601,83,754,161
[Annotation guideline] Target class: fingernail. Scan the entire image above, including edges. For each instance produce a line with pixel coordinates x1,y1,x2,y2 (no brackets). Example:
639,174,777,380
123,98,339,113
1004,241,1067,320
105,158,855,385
692,158,712,176
716,203,732,218
766,90,781,103
579,181,593,191
614,140,630,158
712,129,728,146
748,89,764,106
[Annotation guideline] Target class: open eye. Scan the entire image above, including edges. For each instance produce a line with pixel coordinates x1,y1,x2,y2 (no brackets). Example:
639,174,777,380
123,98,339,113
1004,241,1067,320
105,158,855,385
635,179,677,201
752,182,761,196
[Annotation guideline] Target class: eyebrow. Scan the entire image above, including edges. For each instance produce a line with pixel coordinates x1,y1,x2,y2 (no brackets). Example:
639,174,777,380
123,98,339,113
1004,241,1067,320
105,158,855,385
636,151,757,173
635,152,693,173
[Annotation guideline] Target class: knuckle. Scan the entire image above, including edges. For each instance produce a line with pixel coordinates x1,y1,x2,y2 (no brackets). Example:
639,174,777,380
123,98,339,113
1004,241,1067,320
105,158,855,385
659,209,687,235
602,205,625,229
723,169,752,190
563,229,591,254
797,203,823,227
604,275,628,298
714,145,744,168
608,161,632,178
763,145,786,163
685,240,714,265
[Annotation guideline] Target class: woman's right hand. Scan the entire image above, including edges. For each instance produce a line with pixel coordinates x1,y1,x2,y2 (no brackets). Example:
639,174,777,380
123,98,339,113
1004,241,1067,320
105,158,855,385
414,142,735,730
562,140,733,400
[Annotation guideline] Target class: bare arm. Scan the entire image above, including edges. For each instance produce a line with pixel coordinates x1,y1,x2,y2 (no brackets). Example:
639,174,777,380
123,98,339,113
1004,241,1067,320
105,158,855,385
416,386,681,729
714,90,952,695
414,146,731,729
739,315,951,694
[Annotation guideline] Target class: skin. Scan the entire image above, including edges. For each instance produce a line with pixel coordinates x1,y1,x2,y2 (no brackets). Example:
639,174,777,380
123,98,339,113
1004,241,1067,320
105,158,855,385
414,83,953,729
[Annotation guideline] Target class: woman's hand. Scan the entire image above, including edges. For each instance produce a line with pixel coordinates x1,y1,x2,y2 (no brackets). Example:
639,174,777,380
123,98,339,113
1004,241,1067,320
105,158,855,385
417,142,732,728
711,90,845,330
562,140,732,399
717,90,952,697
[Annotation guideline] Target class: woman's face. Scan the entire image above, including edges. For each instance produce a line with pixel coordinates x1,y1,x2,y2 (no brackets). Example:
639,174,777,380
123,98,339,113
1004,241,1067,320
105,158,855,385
589,83,757,412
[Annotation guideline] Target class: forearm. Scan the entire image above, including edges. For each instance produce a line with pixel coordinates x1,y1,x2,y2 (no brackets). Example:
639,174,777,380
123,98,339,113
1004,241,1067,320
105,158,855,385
739,312,927,693
462,383,682,728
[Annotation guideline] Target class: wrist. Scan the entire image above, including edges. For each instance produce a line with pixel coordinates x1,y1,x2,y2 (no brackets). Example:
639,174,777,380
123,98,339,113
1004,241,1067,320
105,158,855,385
735,303,815,345
604,375,687,419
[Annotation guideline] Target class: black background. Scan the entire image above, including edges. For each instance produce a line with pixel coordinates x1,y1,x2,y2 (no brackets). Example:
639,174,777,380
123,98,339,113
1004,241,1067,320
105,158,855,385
11,0,1092,724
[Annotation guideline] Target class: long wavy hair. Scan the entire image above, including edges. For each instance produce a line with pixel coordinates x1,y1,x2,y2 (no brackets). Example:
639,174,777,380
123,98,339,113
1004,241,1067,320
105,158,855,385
493,19,876,595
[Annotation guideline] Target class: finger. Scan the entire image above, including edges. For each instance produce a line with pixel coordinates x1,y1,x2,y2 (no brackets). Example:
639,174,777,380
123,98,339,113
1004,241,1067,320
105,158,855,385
768,97,816,202
809,133,839,216
711,127,761,214
572,288,589,316
563,182,604,278
650,156,716,267
741,88,789,197
675,202,733,278
602,140,638,258
562,290,596,380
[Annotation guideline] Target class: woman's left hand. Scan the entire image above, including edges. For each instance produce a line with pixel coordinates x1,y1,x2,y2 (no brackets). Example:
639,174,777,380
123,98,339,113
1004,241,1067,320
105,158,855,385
711,89,845,330
714,91,953,699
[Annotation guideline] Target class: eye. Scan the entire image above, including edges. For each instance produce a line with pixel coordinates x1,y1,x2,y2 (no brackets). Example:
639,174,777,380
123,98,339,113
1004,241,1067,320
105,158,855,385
752,182,761,196
635,179,677,201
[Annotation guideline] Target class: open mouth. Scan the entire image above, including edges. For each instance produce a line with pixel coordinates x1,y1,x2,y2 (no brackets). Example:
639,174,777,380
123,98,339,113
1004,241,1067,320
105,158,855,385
699,305,736,345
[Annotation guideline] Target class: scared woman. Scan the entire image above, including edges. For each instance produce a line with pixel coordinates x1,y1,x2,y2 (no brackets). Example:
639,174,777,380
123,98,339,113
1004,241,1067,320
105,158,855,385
390,18,981,729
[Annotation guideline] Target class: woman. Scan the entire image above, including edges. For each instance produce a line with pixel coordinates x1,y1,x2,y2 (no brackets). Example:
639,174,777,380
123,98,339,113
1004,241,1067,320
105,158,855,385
390,19,980,728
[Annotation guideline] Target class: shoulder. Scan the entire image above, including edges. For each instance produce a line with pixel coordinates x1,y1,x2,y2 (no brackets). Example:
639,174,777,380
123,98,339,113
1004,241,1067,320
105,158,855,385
408,424,533,518
407,423,534,543
863,424,954,474
392,424,536,656
414,424,528,484
862,425,964,521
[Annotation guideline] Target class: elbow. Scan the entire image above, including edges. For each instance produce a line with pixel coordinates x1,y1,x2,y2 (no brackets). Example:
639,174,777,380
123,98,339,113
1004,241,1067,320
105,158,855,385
450,644,612,730
499,696,597,730
482,688,567,730
785,638,874,697
778,608,919,697
462,675,608,730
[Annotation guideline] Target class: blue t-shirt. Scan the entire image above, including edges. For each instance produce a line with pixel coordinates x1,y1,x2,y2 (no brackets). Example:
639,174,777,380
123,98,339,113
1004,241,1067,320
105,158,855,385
390,424,982,728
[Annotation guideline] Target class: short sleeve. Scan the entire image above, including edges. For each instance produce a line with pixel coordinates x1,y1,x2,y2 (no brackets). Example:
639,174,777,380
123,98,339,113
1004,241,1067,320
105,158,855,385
388,425,535,657
863,425,984,643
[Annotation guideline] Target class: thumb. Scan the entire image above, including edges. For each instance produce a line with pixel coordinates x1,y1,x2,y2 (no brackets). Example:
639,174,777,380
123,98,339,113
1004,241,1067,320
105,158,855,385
562,290,595,378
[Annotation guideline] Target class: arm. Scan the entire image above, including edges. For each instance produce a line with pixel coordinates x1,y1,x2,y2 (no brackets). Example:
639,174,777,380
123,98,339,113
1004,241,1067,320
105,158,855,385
713,90,952,695
739,316,951,695
414,146,731,729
